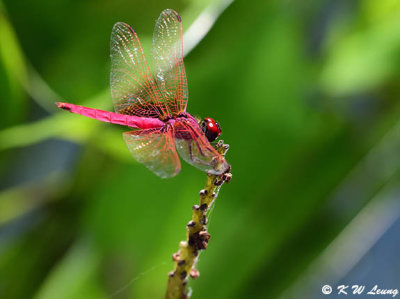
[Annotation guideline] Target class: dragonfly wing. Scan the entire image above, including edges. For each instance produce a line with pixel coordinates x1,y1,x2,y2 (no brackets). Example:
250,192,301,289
152,9,188,115
174,120,229,175
123,128,181,178
111,22,167,118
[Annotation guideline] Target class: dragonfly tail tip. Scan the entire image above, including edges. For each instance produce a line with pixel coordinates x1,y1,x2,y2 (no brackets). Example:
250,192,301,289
55,102,71,112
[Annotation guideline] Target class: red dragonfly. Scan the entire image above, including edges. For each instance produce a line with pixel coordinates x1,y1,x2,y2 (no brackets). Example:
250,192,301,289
57,9,229,178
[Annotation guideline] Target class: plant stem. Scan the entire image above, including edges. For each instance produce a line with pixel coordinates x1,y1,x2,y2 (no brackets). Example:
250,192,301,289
165,140,232,299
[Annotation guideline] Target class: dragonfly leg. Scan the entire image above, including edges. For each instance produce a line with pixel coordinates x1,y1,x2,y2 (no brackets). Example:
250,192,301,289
188,142,193,161
188,141,207,162
195,142,205,157
186,141,217,167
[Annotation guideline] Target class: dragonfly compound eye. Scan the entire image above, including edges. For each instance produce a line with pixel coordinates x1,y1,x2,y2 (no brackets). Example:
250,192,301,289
202,118,222,142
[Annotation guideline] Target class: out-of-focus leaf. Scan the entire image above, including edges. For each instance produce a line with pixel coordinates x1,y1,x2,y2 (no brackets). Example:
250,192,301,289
0,6,27,128
0,91,108,150
34,239,105,299
321,0,400,95
0,184,41,224
0,203,78,298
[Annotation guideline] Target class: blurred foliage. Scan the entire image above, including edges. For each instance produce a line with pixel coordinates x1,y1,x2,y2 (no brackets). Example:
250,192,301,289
0,0,400,299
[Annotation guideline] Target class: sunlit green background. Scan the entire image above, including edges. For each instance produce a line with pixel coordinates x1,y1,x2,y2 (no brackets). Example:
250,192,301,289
1,0,400,298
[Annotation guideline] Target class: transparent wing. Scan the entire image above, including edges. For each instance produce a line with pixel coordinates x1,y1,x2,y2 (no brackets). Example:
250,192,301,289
152,9,188,115
123,128,181,178
111,22,168,118
174,120,229,175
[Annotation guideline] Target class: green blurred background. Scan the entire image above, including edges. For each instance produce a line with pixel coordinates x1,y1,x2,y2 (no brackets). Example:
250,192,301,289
1,0,400,298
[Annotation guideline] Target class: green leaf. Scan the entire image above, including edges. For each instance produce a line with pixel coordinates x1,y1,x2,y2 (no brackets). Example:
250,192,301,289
321,1,400,95
0,7,27,128
34,239,105,299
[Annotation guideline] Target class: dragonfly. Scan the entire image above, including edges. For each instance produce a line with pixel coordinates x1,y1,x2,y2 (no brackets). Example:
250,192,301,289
57,9,229,178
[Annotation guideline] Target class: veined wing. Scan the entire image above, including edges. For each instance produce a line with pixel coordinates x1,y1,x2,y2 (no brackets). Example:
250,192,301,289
111,22,168,118
152,9,188,115
174,120,229,175
123,128,180,178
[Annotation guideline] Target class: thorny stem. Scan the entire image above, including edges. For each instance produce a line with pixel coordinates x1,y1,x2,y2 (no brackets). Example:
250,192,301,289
165,140,232,299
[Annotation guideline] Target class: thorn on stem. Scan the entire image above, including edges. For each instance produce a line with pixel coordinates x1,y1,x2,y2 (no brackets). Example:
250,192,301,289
201,217,207,225
178,260,186,266
201,241,208,249
189,230,210,250
199,231,210,241
199,189,208,196
187,221,196,227
199,203,208,211
192,205,200,210
214,178,223,186
192,248,199,257
223,172,232,183
188,238,194,246
190,268,200,279
168,271,175,277
180,271,187,280
172,252,180,261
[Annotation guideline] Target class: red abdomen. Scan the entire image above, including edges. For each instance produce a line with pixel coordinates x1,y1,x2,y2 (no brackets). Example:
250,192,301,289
56,102,164,129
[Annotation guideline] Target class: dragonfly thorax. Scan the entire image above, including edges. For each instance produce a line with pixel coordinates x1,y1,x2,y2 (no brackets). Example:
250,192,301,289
160,112,188,122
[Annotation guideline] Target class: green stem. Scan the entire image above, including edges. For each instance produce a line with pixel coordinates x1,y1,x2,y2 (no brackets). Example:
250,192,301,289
165,140,232,299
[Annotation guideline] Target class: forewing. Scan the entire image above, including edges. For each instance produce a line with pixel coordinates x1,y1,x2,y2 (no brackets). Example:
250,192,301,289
111,22,167,118
152,9,188,115
174,120,229,175
123,128,181,178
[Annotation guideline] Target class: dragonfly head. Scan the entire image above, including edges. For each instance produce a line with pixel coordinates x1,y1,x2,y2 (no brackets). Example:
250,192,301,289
201,118,222,142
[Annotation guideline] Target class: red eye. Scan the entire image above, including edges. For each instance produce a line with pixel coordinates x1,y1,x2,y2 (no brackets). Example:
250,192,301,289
202,118,222,142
